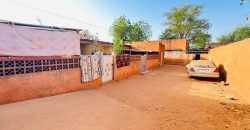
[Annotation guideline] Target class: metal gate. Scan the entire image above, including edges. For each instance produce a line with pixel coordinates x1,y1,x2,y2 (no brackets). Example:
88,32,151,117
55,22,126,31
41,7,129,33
102,55,113,83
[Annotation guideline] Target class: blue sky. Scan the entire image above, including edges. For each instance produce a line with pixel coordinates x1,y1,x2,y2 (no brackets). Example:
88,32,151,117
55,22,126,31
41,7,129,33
1,0,250,42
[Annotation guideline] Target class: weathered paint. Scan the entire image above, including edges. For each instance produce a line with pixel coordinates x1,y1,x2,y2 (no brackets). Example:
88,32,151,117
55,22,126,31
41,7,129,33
0,69,101,104
210,38,250,103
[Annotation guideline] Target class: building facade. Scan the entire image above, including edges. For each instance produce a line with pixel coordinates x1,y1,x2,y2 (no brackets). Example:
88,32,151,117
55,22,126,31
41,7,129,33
80,39,113,55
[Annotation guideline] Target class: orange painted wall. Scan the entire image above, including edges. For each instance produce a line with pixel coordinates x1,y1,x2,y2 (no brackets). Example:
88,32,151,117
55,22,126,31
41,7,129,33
131,41,162,51
200,54,209,60
130,41,165,66
132,39,189,66
161,39,189,65
114,58,160,81
164,51,192,65
130,60,142,75
210,38,250,103
146,59,160,70
161,39,188,51
114,66,131,81
0,69,101,104
132,39,187,52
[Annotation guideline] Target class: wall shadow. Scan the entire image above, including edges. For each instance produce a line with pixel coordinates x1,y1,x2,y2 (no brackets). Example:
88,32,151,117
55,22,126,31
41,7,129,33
218,64,227,83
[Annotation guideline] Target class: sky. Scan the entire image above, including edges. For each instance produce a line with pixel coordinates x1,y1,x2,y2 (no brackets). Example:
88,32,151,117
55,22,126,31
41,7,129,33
0,0,249,42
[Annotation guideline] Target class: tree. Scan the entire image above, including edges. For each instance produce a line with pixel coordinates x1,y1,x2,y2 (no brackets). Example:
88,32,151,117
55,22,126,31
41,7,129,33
191,31,211,48
160,5,211,48
217,26,250,44
110,16,152,54
109,16,131,54
159,29,179,39
131,20,152,41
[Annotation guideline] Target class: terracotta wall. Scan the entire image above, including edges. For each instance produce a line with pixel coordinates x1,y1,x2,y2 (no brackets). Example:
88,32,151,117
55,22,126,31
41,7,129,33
131,41,165,66
130,60,142,75
164,53,209,65
131,41,162,51
164,51,192,65
210,38,250,103
114,56,160,81
114,65,131,81
0,69,101,104
161,39,190,66
161,39,188,50
200,54,209,60
146,59,160,70
114,60,142,81
131,39,187,51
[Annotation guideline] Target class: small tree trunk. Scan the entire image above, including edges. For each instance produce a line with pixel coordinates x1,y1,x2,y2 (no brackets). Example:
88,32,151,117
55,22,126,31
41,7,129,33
180,32,185,39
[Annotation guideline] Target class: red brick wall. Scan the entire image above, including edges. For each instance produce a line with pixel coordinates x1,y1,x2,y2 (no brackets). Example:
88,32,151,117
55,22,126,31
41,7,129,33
0,69,101,104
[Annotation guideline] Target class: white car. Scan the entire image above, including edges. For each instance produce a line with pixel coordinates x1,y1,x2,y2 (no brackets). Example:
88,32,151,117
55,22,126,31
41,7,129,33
186,60,220,78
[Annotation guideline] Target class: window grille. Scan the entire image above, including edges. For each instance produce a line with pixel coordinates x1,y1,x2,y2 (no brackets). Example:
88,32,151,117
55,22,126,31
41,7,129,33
0,56,80,77
116,55,130,68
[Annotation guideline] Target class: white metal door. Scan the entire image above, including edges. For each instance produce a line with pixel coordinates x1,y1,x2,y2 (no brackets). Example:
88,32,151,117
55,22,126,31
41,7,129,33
102,55,113,83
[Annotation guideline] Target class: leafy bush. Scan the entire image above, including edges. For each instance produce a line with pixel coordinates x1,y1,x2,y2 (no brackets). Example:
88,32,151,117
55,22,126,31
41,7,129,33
218,26,250,44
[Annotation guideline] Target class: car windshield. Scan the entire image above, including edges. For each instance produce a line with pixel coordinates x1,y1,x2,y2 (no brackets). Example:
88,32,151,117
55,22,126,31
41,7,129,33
190,60,216,68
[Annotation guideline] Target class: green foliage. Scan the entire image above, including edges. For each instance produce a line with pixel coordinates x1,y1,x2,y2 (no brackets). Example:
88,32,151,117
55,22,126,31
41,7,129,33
110,16,152,54
191,31,211,48
160,4,211,48
217,26,250,44
131,20,152,41
109,16,131,44
159,29,179,39
113,38,122,54
109,16,131,54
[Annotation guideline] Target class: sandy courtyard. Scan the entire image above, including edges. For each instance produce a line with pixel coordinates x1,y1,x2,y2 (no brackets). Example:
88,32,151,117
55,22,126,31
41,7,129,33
0,65,249,130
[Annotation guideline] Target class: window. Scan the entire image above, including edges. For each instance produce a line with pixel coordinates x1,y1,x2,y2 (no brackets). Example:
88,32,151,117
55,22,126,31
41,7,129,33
164,51,168,58
172,51,181,58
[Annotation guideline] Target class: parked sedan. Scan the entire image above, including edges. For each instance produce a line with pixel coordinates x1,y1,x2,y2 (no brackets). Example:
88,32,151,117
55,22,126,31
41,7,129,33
186,60,220,78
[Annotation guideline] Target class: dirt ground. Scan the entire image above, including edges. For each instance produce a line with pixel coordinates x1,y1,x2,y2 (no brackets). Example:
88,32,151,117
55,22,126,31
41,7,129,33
0,65,250,130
